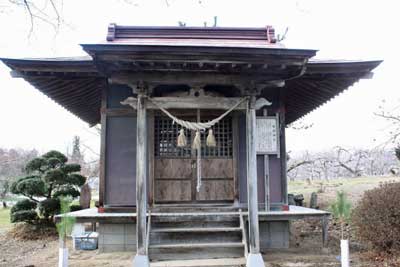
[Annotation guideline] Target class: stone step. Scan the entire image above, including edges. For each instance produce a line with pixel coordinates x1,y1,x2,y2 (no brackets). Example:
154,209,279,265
150,257,246,267
151,213,241,230
151,204,239,214
148,244,245,261
148,211,246,261
150,242,244,249
152,220,239,229
150,231,242,245
152,227,242,233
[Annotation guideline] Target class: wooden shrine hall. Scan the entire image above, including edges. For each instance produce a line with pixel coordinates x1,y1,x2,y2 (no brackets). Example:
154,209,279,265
1,24,381,266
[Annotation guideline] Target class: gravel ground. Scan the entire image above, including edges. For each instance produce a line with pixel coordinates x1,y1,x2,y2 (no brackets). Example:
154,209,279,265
0,221,383,267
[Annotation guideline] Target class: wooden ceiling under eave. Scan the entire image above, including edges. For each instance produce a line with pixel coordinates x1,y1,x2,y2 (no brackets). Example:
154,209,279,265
1,57,106,126
284,59,382,124
0,57,382,126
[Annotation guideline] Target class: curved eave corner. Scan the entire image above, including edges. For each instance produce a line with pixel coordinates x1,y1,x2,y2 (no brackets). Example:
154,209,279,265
285,59,383,125
0,57,104,126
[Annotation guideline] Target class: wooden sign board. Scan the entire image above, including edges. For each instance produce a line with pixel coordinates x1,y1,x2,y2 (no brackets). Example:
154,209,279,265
256,116,279,155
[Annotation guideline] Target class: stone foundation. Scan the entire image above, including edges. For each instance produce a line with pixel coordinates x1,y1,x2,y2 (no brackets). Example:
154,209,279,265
98,221,289,252
98,223,136,252
259,221,289,250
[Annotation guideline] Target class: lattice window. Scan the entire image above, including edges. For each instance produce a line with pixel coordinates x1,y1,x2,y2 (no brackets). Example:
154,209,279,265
155,117,192,158
200,117,233,158
154,116,233,158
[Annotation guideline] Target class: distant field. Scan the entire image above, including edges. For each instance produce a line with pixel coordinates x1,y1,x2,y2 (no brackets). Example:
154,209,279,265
288,176,400,209
0,207,10,232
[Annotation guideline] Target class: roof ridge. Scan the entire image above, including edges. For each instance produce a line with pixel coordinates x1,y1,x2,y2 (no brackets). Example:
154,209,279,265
106,23,277,43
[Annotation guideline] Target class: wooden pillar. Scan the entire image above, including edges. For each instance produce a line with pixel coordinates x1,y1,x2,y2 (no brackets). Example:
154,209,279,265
262,109,270,212
279,92,288,205
246,96,264,266
322,215,329,248
133,93,149,266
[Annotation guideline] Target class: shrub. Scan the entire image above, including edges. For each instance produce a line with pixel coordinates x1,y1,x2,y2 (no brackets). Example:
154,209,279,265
39,198,60,218
10,210,38,223
12,176,46,197
10,150,86,224
352,182,400,251
53,185,80,199
11,199,37,214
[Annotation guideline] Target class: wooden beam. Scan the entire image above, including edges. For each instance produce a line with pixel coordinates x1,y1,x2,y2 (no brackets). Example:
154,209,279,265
121,96,272,110
111,72,285,87
96,53,309,66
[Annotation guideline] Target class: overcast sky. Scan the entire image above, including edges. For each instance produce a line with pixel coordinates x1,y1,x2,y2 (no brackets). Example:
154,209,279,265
0,0,397,159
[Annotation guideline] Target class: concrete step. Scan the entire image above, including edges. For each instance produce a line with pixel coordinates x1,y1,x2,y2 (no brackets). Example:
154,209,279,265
150,257,246,267
148,212,246,261
149,245,245,261
150,230,242,245
151,227,242,233
151,213,241,230
152,220,239,229
150,242,244,249
151,205,239,213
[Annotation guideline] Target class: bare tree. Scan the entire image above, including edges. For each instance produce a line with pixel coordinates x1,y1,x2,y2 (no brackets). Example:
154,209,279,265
0,148,38,207
287,151,314,181
287,147,397,181
334,146,367,177
4,0,64,37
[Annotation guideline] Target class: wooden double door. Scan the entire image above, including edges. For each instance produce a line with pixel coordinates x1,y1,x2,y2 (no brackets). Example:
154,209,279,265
153,115,236,203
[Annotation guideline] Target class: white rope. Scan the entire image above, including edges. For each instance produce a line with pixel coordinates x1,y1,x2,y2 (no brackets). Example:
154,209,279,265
147,97,248,131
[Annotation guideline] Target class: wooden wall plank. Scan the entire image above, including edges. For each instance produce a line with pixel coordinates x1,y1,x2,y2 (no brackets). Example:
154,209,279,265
99,85,107,206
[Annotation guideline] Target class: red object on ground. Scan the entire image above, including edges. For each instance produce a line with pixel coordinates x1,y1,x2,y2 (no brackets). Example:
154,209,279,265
98,206,105,213
282,204,289,211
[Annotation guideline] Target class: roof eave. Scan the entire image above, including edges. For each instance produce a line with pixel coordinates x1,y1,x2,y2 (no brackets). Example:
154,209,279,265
81,43,317,59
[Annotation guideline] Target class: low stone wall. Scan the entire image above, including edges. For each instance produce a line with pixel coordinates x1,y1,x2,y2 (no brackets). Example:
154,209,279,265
98,223,136,252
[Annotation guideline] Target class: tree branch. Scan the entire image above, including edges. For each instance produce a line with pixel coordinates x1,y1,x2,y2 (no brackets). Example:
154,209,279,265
287,160,314,173
23,0,34,38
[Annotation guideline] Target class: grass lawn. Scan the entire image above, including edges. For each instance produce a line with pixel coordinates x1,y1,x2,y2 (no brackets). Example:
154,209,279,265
0,207,11,232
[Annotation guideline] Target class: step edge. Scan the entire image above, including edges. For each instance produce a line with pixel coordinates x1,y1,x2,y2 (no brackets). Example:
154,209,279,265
149,242,245,249
151,227,242,233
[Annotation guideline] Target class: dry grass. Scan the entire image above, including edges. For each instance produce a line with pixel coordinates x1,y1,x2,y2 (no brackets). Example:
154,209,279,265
7,222,57,240
288,176,400,209
0,208,10,232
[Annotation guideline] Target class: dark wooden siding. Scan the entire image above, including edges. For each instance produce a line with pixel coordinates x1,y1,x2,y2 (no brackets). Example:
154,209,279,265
104,84,137,207
105,116,137,206
268,155,282,203
107,84,134,108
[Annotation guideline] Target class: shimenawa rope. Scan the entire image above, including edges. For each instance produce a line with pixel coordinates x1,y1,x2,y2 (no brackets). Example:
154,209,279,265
147,96,248,192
